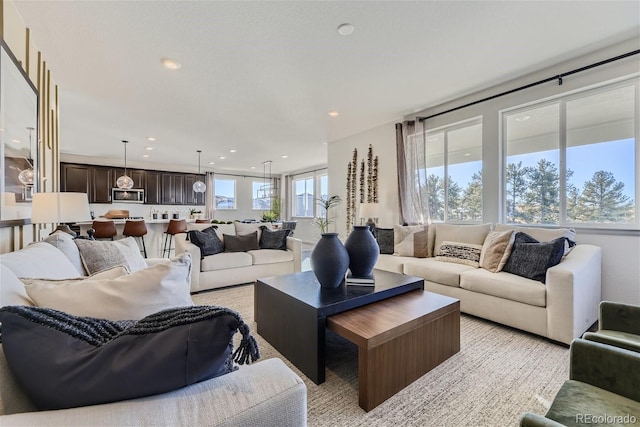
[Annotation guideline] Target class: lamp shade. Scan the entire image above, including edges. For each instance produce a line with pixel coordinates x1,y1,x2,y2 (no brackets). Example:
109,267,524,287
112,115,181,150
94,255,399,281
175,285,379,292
31,192,92,224
359,202,380,219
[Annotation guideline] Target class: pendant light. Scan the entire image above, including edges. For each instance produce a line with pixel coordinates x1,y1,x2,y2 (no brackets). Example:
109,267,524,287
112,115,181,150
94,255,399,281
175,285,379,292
18,127,35,186
116,140,134,189
193,150,206,193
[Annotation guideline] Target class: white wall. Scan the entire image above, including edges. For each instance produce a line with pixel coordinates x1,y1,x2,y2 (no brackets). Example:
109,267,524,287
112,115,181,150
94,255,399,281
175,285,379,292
327,38,640,304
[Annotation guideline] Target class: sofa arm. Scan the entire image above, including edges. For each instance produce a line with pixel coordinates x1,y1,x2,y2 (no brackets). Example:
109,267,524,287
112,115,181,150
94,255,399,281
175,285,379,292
0,358,307,427
286,237,302,273
599,301,640,335
174,234,201,292
570,338,640,402
520,412,566,427
545,244,601,344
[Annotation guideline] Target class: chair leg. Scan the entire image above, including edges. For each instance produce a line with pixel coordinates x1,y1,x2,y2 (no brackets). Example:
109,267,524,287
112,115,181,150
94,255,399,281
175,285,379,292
141,236,147,258
163,233,170,258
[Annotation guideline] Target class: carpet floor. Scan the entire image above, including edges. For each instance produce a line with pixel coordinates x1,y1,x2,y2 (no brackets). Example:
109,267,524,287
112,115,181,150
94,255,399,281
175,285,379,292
192,284,568,427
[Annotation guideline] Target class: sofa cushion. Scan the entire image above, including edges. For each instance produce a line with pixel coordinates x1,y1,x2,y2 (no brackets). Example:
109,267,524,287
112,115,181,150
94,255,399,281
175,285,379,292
374,227,394,254
258,227,291,250
502,232,566,283
494,224,576,255
201,252,253,271
403,258,476,287
479,230,515,273
375,254,414,274
393,225,429,257
75,238,148,275
247,249,294,266
43,231,86,275
436,241,483,267
23,254,193,321
0,264,35,307
224,232,260,252
0,241,82,280
187,226,224,258
234,222,271,241
459,268,546,307
433,223,492,256
0,305,259,411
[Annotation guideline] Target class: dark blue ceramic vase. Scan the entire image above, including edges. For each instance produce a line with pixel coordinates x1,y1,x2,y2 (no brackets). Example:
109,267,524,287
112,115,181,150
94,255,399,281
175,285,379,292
311,233,350,288
344,225,379,278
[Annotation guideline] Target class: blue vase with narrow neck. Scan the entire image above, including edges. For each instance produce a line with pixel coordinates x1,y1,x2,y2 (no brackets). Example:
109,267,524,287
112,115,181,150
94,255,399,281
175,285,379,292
344,225,379,278
310,233,350,288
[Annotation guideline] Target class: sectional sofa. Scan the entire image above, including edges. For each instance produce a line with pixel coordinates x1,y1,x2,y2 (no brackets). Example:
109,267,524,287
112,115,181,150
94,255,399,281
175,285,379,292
375,223,601,345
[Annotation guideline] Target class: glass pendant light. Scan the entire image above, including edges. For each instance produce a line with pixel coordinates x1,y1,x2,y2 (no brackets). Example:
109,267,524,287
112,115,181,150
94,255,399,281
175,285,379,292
116,140,134,189
18,127,35,185
193,150,206,193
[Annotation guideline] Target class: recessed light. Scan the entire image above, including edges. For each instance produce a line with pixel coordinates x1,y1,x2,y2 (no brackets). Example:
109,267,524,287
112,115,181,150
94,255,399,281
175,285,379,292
281,155,288,159
11,139,21,143
143,154,149,158
251,166,256,169
229,149,237,153
147,136,156,141
161,58,181,70
219,156,226,160
337,23,354,36
328,110,339,117
146,146,153,151
515,115,531,122
208,161,215,165
464,153,471,157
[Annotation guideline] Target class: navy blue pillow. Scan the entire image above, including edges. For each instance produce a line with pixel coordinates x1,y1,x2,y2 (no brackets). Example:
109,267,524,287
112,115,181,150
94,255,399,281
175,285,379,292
502,232,566,283
0,305,259,410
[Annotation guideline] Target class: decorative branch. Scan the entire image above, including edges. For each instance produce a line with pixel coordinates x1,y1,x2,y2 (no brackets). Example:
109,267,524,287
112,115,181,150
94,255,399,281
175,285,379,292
350,149,357,232
359,159,365,204
373,155,379,203
346,162,352,232
367,145,373,203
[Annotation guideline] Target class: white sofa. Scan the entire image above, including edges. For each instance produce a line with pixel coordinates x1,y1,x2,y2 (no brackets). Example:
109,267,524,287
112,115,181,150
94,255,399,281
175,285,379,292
375,223,601,345
175,222,302,293
0,235,307,426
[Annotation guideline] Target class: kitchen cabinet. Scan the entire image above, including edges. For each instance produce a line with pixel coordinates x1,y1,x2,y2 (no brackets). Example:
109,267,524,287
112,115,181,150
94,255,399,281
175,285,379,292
145,171,161,205
113,168,145,189
92,167,113,203
184,174,206,205
161,173,185,205
60,163,91,195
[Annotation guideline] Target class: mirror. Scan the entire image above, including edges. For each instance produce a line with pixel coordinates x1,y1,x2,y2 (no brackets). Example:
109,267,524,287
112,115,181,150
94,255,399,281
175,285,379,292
0,38,39,224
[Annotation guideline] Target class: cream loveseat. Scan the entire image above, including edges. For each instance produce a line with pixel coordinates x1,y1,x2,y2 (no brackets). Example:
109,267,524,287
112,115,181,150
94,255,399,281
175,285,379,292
175,222,302,293
0,233,307,426
375,223,601,345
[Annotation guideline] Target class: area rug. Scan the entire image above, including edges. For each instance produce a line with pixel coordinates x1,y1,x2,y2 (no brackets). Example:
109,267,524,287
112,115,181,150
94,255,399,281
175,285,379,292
192,284,568,427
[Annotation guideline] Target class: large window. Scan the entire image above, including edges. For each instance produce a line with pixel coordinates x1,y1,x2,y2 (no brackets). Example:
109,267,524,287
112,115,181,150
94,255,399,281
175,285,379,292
294,177,314,217
252,180,271,210
214,178,236,210
425,118,483,222
504,80,637,227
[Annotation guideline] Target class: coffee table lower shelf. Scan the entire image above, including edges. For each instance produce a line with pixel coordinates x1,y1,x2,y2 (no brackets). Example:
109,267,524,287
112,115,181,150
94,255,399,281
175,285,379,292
327,290,460,411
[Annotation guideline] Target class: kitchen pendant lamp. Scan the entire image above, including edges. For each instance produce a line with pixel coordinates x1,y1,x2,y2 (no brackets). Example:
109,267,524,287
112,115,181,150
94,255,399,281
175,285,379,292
18,127,35,186
116,140,134,189
193,150,206,193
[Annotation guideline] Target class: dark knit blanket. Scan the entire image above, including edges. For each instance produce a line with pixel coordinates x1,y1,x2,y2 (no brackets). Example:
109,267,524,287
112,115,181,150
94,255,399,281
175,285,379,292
0,305,260,364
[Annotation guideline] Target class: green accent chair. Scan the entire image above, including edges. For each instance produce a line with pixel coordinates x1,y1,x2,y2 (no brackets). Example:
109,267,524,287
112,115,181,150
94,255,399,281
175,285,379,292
582,301,640,353
520,339,640,427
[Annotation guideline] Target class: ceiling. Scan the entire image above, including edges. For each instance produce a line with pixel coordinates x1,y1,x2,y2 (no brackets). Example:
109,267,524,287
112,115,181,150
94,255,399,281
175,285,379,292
11,1,640,175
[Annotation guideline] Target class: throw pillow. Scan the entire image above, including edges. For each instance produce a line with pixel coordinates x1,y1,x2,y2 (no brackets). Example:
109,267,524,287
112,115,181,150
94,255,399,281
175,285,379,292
374,227,394,255
43,231,85,275
502,232,566,283
259,226,291,250
20,266,130,288
24,254,193,321
433,223,492,256
187,226,224,259
0,264,35,307
224,231,259,252
494,224,576,255
436,241,483,267
0,305,260,410
234,222,271,242
75,238,148,275
479,230,516,273
0,241,82,280
393,225,429,257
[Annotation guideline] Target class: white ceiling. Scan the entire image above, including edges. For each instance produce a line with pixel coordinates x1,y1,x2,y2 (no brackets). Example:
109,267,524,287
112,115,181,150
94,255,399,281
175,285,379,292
11,0,640,175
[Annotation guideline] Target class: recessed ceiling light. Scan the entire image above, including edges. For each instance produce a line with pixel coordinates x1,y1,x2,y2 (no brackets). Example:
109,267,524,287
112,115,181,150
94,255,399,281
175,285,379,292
337,23,354,36
161,58,181,70
219,156,226,160
208,161,215,165
251,166,256,169
143,154,149,158
146,146,153,151
328,110,339,117
515,115,531,122
11,139,21,143
281,155,288,159
147,137,156,141
464,153,471,157
229,149,237,153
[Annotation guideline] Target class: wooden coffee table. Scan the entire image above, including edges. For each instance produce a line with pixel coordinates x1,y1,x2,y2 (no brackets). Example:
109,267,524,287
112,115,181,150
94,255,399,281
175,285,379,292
254,270,424,384
327,290,460,411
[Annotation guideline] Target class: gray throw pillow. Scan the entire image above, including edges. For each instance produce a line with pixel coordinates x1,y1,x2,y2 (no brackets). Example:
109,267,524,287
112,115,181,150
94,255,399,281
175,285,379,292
259,226,291,250
0,305,260,411
502,232,566,283
374,227,394,254
187,226,224,259
224,231,259,252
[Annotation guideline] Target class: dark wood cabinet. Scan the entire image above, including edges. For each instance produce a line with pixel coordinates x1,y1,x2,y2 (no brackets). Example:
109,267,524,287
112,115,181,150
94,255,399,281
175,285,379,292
184,174,206,205
113,169,145,189
60,163,91,195
145,171,161,205
92,167,113,203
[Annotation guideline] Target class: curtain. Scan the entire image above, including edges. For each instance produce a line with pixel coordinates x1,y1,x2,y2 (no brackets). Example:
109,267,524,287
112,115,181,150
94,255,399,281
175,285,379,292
396,120,430,225
205,171,215,219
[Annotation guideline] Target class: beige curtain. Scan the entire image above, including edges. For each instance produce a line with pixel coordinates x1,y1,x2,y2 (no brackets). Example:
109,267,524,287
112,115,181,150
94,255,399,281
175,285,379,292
205,171,215,219
396,120,430,225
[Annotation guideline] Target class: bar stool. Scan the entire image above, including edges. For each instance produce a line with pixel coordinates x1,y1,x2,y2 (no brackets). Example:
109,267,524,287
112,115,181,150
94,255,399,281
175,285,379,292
163,219,187,258
92,220,117,240
195,218,211,224
123,220,148,258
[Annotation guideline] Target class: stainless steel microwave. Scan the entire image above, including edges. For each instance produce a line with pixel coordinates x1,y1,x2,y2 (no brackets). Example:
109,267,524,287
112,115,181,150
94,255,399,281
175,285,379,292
112,188,144,203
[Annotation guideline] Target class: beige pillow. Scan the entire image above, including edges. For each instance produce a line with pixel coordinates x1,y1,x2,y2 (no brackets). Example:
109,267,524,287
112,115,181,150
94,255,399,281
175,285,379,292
0,241,82,280
393,225,429,258
436,241,483,267
0,264,35,307
24,253,194,321
479,230,515,273
20,266,129,287
75,238,148,275
433,223,492,256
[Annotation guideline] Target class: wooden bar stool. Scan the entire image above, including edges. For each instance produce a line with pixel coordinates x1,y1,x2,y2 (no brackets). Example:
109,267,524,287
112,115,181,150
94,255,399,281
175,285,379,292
92,220,117,240
195,219,211,224
123,220,148,258
163,219,187,258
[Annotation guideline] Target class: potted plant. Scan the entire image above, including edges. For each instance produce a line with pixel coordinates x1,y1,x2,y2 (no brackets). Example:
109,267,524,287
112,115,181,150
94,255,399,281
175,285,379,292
310,195,348,288
189,208,203,219
313,195,341,234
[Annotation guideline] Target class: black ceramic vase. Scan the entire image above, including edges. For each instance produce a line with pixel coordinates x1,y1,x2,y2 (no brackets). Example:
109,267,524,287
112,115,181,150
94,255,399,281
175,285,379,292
344,225,379,278
311,233,350,288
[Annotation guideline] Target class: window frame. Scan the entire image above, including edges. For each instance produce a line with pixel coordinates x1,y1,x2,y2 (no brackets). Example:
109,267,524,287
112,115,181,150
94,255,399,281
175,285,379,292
214,177,237,210
251,179,272,211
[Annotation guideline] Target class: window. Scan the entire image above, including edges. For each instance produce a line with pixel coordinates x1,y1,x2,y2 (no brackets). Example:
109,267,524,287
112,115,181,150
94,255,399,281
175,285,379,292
294,177,314,217
318,174,328,216
252,180,271,210
214,178,236,210
503,80,637,227
425,118,483,222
